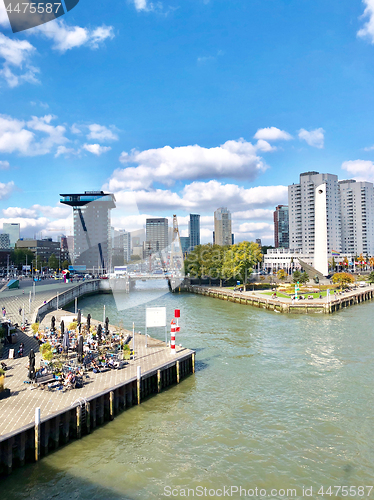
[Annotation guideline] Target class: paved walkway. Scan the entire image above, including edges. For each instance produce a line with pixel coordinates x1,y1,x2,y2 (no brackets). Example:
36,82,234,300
0,308,192,439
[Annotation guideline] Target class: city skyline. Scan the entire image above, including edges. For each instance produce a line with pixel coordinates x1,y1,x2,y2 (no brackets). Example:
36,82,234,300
2,2,374,244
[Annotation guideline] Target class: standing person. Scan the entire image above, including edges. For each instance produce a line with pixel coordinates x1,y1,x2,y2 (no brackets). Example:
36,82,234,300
2,308,6,318
19,307,22,316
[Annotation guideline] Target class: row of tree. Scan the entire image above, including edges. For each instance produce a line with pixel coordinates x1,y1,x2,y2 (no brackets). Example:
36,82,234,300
10,249,69,271
184,242,262,286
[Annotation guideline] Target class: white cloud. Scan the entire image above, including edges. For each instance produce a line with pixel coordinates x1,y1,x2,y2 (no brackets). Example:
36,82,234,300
71,124,82,134
87,124,118,141
2,207,37,218
197,50,224,64
0,115,35,154
0,114,68,156
27,115,68,154
34,20,114,52
83,144,111,155
341,159,374,182
31,204,71,218
0,33,39,88
298,128,325,149
0,160,10,170
233,209,274,220
363,145,374,151
254,127,293,142
358,0,374,43
0,181,16,200
111,180,288,214
30,101,49,109
133,0,153,11
55,146,80,158
111,138,268,190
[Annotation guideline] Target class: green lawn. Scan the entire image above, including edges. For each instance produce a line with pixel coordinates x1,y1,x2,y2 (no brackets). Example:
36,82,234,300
262,290,329,299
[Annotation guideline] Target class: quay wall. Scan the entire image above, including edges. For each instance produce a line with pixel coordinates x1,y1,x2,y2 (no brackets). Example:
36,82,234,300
0,352,195,476
186,285,374,314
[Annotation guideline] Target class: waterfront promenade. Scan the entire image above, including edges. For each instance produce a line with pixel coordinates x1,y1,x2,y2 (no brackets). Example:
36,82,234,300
0,281,195,474
187,283,374,313
0,310,191,438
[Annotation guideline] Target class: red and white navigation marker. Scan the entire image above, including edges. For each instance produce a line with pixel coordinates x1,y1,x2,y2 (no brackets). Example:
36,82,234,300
175,309,180,332
170,319,176,354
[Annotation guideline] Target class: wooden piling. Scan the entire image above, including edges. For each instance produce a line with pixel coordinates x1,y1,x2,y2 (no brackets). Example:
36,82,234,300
137,366,141,405
76,406,81,439
110,391,114,420
35,408,40,462
86,402,91,433
176,361,180,384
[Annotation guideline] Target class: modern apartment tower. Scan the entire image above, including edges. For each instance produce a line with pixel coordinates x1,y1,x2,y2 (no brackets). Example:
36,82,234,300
189,214,200,250
60,191,116,272
145,218,169,254
273,205,289,248
339,180,374,256
288,172,341,255
3,223,20,248
214,207,232,246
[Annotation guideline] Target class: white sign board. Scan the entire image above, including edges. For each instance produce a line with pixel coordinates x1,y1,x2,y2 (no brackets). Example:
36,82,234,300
146,307,166,328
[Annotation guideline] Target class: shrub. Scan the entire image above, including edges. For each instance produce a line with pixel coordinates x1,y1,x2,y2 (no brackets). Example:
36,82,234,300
0,374,5,392
68,322,77,331
31,323,39,334
40,342,53,362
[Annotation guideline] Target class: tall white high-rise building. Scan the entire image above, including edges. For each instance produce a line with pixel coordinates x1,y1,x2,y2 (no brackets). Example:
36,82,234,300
288,172,341,255
339,179,374,256
3,223,20,248
214,207,232,246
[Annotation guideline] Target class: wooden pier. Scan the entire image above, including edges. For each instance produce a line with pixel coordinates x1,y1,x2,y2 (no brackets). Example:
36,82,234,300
187,284,374,314
0,291,195,476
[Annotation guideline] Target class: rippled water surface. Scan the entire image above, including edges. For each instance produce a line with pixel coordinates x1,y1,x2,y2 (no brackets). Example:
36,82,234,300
2,284,374,499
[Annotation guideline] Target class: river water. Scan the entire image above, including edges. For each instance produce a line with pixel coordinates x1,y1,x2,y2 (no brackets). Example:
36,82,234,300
2,282,374,499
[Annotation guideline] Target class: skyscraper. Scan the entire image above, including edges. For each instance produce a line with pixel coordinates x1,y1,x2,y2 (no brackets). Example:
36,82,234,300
339,179,374,256
273,205,289,248
288,172,341,255
188,214,200,250
145,218,169,254
3,223,20,248
60,191,116,272
214,207,232,246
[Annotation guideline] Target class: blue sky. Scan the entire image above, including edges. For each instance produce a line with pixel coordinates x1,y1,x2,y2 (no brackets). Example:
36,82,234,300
1,0,374,244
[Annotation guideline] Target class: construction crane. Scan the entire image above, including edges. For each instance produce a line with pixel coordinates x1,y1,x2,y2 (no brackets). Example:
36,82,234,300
170,214,183,270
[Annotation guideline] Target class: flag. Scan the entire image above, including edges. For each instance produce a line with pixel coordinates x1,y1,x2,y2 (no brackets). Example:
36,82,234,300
331,250,340,256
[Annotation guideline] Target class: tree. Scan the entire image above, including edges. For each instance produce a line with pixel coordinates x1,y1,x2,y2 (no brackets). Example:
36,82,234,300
184,244,226,282
292,270,301,283
48,253,59,270
10,248,34,270
130,255,141,261
370,257,374,270
329,257,336,271
222,241,262,289
299,272,309,284
367,271,374,284
332,272,355,289
61,259,70,270
277,269,287,282
358,253,365,270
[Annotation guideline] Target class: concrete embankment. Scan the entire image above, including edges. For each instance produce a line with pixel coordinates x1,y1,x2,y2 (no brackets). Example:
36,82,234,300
186,285,374,314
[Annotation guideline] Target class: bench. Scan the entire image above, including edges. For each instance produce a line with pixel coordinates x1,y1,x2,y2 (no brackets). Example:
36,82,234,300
35,373,55,385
